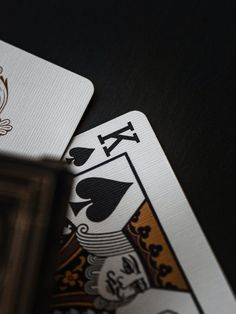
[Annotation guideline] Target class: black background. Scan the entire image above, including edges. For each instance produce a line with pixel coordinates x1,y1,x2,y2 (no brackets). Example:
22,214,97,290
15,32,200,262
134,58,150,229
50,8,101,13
1,0,235,293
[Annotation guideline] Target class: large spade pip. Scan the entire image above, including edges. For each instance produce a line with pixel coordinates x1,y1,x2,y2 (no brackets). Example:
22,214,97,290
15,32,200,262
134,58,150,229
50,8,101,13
70,177,133,222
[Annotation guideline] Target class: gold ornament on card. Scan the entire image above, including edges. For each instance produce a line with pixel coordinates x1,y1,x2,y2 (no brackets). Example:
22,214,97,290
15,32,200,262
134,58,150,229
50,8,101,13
0,66,12,136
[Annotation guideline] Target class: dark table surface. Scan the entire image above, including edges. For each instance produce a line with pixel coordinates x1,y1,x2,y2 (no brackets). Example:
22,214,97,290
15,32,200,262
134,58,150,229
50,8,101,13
1,0,235,292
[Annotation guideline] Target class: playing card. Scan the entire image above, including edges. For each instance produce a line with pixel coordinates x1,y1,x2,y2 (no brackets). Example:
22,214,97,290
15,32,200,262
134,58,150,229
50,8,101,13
51,111,235,314
0,40,94,158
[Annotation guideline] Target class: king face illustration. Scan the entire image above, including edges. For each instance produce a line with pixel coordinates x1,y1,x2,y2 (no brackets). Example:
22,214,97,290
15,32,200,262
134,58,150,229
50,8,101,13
0,67,12,136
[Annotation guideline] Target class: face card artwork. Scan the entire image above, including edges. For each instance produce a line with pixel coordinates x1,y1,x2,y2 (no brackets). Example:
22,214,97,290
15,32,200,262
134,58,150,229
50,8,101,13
52,156,198,314
0,40,94,158
51,111,236,314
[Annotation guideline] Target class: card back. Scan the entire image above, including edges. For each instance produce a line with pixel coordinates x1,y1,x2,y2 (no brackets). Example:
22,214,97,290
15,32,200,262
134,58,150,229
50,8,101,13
0,40,94,158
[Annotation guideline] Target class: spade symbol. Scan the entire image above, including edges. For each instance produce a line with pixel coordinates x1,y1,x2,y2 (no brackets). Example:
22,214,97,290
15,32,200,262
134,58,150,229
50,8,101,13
70,177,133,222
66,147,95,167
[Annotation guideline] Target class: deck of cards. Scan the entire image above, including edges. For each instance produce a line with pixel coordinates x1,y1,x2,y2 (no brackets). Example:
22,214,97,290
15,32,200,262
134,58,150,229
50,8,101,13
0,40,235,314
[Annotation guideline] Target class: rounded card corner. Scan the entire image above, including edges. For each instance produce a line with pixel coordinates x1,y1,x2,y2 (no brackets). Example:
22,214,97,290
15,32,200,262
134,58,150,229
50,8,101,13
84,78,95,95
128,110,149,121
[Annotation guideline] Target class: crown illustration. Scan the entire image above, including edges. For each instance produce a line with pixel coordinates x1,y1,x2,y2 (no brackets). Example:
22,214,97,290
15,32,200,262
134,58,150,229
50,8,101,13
124,201,190,292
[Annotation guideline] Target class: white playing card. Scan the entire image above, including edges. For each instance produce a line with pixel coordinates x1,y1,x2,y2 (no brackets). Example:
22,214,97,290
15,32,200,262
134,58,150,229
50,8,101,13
51,111,235,314
0,40,94,158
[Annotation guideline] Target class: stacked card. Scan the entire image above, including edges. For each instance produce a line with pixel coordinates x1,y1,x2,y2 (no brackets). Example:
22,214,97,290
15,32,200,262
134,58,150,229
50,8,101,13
50,112,236,314
0,40,94,158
